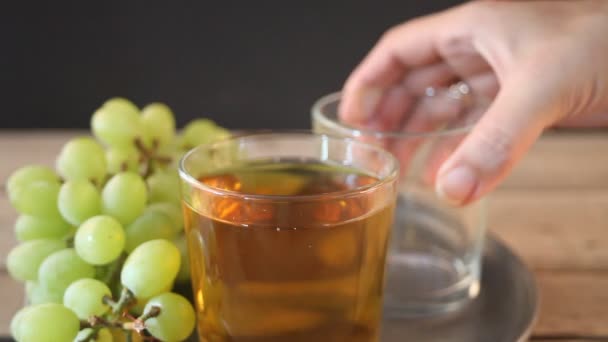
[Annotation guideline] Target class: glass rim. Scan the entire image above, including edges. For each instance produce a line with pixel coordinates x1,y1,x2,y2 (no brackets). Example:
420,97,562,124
311,91,481,139
178,131,399,202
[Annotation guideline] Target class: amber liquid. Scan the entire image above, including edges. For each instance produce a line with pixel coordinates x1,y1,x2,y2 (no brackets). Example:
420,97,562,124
183,161,395,341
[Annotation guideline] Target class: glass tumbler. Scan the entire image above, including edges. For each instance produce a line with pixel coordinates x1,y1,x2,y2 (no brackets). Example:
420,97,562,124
179,132,399,341
312,85,488,316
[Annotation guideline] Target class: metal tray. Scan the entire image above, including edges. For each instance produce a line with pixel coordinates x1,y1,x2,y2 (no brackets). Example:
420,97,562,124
382,236,538,342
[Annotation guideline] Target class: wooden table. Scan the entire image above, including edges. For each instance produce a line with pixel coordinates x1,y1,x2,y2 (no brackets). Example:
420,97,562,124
1,130,607,341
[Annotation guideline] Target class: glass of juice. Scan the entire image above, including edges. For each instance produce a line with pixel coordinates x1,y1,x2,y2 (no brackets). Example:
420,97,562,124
179,132,399,341
312,84,489,316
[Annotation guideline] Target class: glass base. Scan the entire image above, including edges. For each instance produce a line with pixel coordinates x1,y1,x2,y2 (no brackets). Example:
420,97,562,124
382,194,484,317
383,251,479,317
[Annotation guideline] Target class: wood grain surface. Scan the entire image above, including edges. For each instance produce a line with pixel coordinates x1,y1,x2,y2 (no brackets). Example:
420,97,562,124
1,130,607,341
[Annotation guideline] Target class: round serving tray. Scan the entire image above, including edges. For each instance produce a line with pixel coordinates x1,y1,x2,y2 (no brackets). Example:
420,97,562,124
382,236,538,342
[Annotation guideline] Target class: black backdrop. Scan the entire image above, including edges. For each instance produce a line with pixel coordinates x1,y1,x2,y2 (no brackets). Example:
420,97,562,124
1,1,462,130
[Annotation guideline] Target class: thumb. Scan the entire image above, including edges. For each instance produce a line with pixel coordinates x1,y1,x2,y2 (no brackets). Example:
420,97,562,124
435,75,561,205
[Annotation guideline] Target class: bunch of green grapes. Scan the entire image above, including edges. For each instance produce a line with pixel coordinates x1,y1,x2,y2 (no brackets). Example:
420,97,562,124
6,98,230,342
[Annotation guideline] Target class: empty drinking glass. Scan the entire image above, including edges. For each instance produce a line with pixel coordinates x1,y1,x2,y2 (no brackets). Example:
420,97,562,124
312,84,488,316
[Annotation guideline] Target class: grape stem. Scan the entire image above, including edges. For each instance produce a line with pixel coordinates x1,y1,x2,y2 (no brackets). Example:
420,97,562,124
123,305,161,335
87,296,161,341
102,295,116,308
74,326,102,342
102,252,127,294
154,155,172,165
88,315,121,328
134,137,151,157
139,305,161,322
110,288,136,315
142,160,154,179
65,235,75,248
134,137,172,178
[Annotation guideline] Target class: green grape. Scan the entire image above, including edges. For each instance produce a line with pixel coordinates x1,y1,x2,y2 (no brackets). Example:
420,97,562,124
11,180,62,218
173,235,191,283
25,281,63,305
182,118,230,148
149,133,185,172
102,172,147,225
65,225,78,239
92,328,114,342
6,239,66,282
91,98,143,147
161,133,183,154
129,280,173,316
121,239,180,298
10,306,33,341
38,248,96,295
14,303,80,342
152,143,178,170
74,328,113,342
58,180,102,226
145,202,184,233
165,135,188,166
141,102,176,148
182,118,216,147
7,166,59,200
125,211,175,253
143,292,195,342
106,145,140,174
130,296,149,316
56,137,107,185
75,216,125,265
169,132,185,151
96,329,113,342
64,278,111,319
182,121,234,167
15,215,72,241
109,328,143,342
172,133,186,151
147,170,181,205
103,97,139,114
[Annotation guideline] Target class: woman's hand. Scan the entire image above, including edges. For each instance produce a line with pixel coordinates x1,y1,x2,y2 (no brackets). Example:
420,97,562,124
339,0,608,205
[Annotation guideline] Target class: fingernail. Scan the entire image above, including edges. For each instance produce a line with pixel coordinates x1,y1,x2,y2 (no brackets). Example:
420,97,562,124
436,166,478,205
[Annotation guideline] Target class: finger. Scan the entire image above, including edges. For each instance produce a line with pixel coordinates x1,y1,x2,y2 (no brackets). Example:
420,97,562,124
373,86,416,131
375,63,462,131
465,72,500,100
339,14,448,124
435,72,559,205
403,86,471,131
422,134,465,186
391,84,480,179
402,62,458,94
397,73,495,135
442,51,491,82
419,104,488,187
339,1,490,126
352,97,452,181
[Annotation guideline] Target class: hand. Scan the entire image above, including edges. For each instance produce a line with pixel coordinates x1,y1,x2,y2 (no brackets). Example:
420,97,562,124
339,0,608,205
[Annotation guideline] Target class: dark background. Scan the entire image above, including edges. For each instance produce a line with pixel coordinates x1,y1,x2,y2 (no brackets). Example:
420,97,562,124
1,1,462,130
